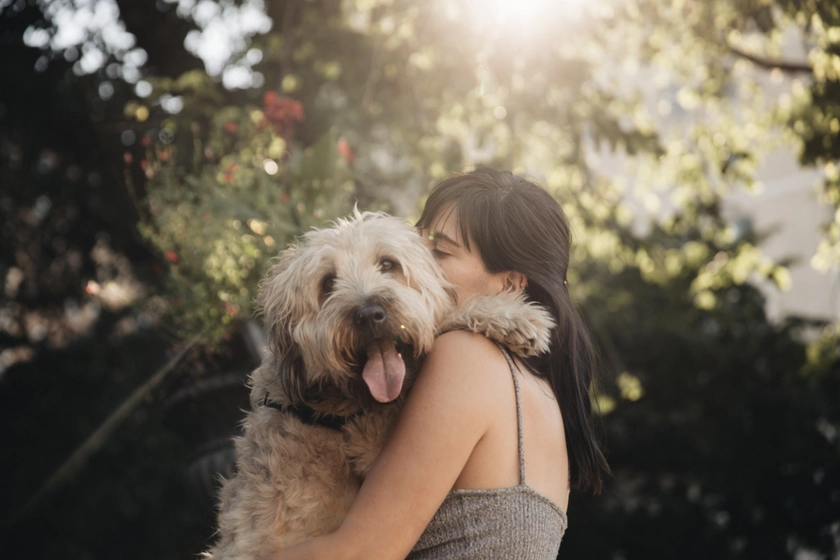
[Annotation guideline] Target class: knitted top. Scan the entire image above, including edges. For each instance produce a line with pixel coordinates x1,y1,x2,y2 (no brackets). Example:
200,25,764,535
407,347,568,559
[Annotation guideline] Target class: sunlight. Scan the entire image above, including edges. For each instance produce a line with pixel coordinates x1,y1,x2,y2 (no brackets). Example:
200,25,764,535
459,0,591,39
486,0,586,26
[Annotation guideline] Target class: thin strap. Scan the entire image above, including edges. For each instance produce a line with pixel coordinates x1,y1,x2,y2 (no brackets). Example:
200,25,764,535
497,345,526,486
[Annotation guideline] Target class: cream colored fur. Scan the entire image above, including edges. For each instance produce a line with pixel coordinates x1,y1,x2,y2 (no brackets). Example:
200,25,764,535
204,211,554,559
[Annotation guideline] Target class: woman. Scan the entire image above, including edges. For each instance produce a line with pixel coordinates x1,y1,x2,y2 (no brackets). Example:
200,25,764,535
279,168,610,559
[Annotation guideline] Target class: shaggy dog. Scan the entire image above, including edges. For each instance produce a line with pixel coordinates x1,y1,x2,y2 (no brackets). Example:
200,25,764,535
205,211,553,559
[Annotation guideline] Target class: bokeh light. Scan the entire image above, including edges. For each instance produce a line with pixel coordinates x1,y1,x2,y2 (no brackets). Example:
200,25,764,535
462,0,590,35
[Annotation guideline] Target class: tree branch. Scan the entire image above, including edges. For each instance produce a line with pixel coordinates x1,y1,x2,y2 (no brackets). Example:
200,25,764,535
11,336,200,523
728,44,813,74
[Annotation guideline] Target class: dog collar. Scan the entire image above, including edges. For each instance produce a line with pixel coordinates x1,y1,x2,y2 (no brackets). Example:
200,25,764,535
262,395,350,432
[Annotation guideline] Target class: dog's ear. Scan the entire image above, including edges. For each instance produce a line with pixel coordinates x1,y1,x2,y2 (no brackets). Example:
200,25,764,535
257,244,308,355
257,244,314,403
393,230,454,353
406,241,454,326
277,337,307,403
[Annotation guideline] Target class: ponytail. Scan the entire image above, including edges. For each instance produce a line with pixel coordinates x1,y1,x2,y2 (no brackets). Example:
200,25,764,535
526,281,609,494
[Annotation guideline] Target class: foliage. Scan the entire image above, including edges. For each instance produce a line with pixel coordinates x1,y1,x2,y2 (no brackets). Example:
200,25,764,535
134,76,355,338
126,0,731,339
602,0,840,271
119,0,837,341
2,1,839,559
567,215,840,559
0,4,213,558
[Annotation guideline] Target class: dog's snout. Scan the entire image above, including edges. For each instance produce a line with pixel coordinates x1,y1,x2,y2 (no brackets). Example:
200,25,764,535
354,304,387,329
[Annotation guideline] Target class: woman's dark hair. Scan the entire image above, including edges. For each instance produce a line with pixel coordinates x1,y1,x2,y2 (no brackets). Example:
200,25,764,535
416,167,610,495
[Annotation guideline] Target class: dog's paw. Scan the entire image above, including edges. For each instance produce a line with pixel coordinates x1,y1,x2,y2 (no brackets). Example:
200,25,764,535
439,292,555,357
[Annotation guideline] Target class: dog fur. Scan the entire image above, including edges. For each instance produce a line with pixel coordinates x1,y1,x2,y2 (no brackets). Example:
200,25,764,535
204,211,554,559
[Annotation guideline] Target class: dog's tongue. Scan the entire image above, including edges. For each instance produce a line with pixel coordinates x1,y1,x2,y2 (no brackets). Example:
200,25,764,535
363,339,405,403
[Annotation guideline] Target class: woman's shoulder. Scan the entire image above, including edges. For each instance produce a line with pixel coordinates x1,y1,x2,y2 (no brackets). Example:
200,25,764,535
431,329,507,359
407,330,514,440
422,330,512,387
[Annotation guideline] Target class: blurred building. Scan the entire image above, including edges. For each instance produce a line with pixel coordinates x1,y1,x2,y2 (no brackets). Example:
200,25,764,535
726,149,838,323
592,31,839,325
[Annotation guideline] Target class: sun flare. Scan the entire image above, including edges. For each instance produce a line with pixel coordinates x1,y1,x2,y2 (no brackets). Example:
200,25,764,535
460,0,590,36
485,0,587,25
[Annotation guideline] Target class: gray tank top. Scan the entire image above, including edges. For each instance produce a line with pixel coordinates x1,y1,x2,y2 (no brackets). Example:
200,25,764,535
407,346,568,559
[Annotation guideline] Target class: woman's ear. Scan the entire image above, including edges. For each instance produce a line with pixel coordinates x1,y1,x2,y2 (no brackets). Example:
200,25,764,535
502,271,529,293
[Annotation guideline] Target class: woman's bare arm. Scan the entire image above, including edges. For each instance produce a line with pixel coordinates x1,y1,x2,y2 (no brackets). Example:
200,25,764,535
275,331,509,560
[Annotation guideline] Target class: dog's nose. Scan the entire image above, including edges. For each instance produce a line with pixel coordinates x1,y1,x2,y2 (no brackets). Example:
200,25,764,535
354,305,387,329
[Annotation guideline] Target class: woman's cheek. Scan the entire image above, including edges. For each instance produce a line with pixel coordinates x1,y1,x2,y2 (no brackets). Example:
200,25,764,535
434,257,452,280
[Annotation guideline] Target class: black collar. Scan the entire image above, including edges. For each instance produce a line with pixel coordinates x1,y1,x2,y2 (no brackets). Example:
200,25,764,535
262,394,352,432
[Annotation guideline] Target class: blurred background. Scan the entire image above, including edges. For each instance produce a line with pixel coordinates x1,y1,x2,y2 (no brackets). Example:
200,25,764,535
1,0,838,558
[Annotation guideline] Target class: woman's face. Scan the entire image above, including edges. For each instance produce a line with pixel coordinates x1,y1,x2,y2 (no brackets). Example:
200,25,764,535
420,205,514,304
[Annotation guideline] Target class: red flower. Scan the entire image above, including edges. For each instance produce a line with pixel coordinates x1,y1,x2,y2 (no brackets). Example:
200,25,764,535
224,121,239,133
263,91,305,136
338,139,356,164
223,302,241,316
280,192,290,203
123,152,133,164
158,148,170,162
165,250,179,263
141,136,151,147
85,281,101,295
223,172,234,183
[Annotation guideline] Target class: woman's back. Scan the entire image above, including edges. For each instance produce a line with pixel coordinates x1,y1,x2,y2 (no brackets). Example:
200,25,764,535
409,339,568,559
449,333,569,509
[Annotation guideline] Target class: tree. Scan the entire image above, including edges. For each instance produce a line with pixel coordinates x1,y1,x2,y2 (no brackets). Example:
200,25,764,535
600,0,840,270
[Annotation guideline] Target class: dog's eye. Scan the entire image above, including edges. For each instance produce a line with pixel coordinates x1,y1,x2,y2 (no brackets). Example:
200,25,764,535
321,274,336,295
379,258,396,272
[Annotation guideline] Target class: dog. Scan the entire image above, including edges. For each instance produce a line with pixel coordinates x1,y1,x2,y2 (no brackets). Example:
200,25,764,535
204,211,554,559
